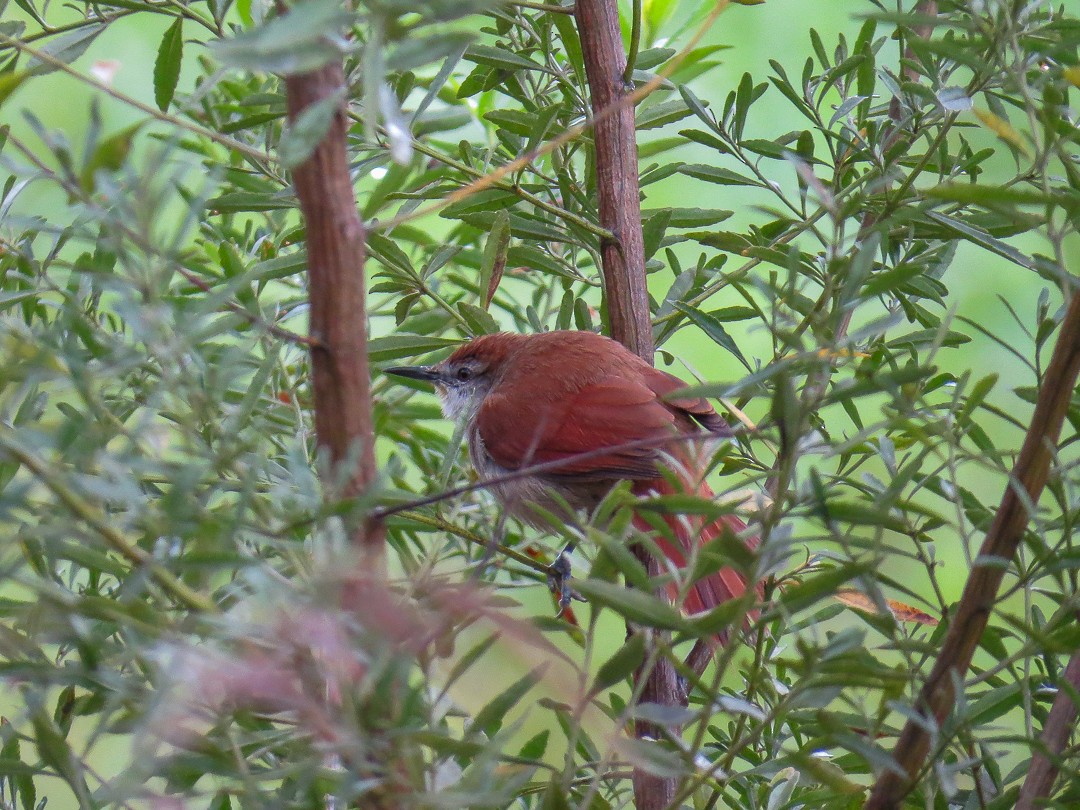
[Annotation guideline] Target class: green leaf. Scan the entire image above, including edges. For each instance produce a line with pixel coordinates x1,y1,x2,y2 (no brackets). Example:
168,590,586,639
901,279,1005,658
279,88,344,169
926,183,1072,208
678,163,759,187
517,730,549,761
457,302,499,336
740,138,789,159
79,122,142,193
641,208,670,260
369,334,459,363
635,47,675,70
468,664,546,737
643,207,733,228
592,634,646,696
616,736,685,778
0,736,37,810
464,44,548,74
673,303,752,371
0,71,28,107
27,24,104,75
779,565,867,615
210,0,354,74
153,18,184,111
636,98,693,130
644,0,679,35
573,578,687,631
922,211,1037,272
816,498,908,532
207,192,296,212
479,210,510,309
387,32,473,72
862,262,926,298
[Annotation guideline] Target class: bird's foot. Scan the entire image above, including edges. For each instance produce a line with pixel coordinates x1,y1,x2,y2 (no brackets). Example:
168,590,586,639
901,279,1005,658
547,544,585,618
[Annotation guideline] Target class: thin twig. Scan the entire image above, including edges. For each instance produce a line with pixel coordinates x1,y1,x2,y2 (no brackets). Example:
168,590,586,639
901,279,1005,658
373,428,745,521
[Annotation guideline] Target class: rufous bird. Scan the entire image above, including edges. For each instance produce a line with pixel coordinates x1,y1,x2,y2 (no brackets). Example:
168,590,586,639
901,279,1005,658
387,330,758,624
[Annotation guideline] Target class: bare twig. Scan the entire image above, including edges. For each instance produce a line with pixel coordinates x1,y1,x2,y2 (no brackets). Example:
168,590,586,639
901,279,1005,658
865,287,1080,809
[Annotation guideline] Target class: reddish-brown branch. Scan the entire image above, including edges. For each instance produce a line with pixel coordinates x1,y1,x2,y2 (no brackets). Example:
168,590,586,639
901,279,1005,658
574,0,672,805
865,288,1080,809
575,0,652,362
284,63,382,550
1015,648,1080,809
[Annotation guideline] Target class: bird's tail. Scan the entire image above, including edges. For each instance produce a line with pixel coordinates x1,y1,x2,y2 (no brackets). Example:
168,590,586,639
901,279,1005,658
632,471,761,623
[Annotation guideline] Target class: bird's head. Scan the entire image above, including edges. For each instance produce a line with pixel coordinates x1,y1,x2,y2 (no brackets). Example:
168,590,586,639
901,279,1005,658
385,332,525,421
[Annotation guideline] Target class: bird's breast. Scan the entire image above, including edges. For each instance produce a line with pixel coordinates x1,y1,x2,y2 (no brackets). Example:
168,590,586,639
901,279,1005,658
466,423,612,527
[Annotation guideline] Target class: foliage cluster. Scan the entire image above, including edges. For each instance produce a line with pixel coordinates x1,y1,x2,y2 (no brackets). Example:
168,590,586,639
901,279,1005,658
0,0,1079,807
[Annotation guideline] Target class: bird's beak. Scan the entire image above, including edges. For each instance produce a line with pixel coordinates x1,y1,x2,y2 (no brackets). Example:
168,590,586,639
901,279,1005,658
384,365,443,384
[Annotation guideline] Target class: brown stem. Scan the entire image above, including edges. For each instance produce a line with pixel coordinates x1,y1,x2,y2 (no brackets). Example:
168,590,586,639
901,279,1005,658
1015,648,1080,809
574,0,672,805
575,0,652,361
631,554,685,808
865,287,1080,809
284,63,382,550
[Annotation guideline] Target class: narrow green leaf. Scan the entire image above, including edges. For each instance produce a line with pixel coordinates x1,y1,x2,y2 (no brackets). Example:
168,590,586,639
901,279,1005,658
674,303,752,371
469,664,546,737
641,208,671,260
573,578,687,631
518,730,549,761
369,334,458,363
636,98,692,130
457,302,499,335
27,24,104,75
591,633,646,694
79,122,142,193
210,0,353,74
153,18,183,111
779,565,866,615
678,163,759,186
0,71,27,107
464,44,548,74
479,210,510,309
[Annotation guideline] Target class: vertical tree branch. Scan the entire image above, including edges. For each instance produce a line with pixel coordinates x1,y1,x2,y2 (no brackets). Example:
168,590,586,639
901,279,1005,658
574,0,672,806
865,287,1080,809
1015,648,1080,809
575,0,653,361
284,63,383,551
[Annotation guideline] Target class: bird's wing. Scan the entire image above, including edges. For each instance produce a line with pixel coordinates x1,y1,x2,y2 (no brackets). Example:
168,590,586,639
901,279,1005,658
640,365,732,435
477,374,679,481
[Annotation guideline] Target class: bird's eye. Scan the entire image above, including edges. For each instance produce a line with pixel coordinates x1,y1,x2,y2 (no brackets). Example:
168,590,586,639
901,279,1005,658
456,367,473,381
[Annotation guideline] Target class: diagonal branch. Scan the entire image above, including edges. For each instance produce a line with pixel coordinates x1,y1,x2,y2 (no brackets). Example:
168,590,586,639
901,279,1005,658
1015,646,1080,809
865,286,1080,809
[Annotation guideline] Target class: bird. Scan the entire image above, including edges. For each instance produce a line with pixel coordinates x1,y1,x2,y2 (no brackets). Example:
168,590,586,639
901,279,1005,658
386,330,758,625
